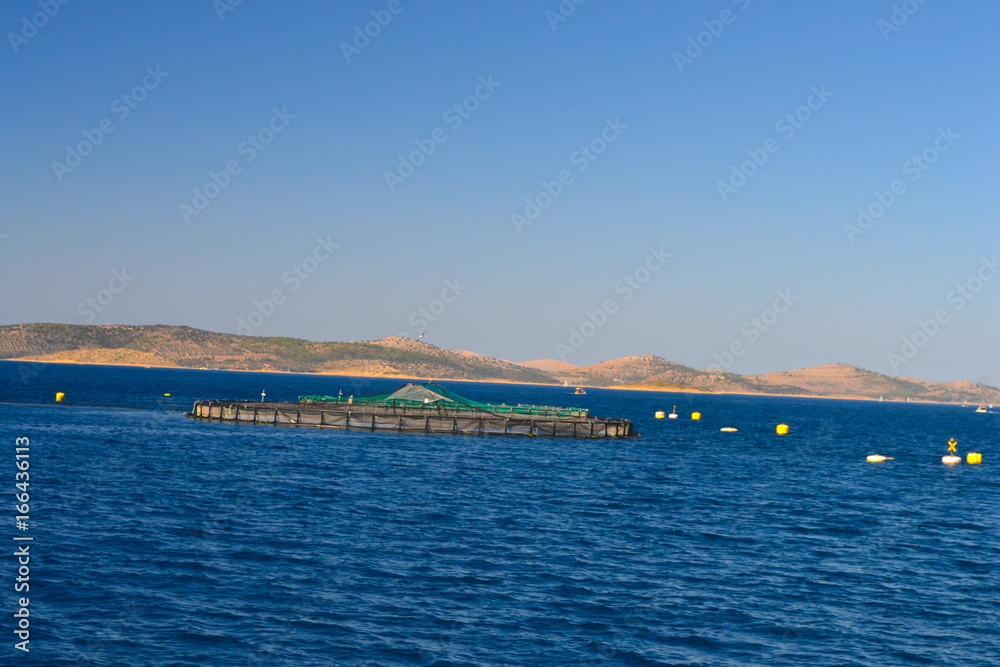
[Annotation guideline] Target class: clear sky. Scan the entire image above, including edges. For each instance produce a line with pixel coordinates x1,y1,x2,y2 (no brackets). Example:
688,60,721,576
2,1,998,384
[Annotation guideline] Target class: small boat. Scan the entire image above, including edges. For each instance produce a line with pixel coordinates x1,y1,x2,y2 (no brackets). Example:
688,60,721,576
574,387,586,395
976,404,987,413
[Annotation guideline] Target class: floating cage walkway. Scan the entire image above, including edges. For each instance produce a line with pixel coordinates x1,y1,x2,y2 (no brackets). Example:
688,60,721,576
188,382,637,439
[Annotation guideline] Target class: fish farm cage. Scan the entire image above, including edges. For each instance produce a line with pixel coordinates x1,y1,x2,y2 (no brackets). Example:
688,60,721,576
188,382,637,438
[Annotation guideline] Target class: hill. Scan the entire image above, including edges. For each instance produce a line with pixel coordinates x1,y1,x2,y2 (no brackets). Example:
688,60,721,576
518,359,579,373
751,363,1000,404
549,355,817,395
2,323,998,404
0,323,552,384
546,355,1000,404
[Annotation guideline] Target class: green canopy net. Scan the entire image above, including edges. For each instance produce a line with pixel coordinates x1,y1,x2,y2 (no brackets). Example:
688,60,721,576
299,381,588,418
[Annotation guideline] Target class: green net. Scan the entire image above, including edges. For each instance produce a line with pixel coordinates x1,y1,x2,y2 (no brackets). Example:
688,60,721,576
299,381,588,418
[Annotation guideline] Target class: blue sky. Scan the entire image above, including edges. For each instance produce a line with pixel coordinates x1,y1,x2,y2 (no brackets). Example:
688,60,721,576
2,0,998,384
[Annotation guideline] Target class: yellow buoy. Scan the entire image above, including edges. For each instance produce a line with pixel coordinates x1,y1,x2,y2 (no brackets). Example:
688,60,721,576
776,424,789,435
55,392,65,402
867,454,887,462
691,412,701,421
655,411,665,419
967,452,982,464
720,427,738,432
942,455,962,464
164,393,171,397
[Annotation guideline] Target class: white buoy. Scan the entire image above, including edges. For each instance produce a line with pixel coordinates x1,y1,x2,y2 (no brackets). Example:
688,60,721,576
668,405,678,419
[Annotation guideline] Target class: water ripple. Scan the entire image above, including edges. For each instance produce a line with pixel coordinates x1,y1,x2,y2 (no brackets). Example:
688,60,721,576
1,364,998,665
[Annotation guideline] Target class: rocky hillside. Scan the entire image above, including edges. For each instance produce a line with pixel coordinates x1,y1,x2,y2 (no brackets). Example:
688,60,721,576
2,323,998,404
547,355,1000,404
751,363,1000,404
0,324,552,384
547,355,810,395
519,359,579,373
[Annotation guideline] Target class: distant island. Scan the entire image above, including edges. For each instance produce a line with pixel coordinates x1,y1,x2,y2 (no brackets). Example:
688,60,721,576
1,323,998,405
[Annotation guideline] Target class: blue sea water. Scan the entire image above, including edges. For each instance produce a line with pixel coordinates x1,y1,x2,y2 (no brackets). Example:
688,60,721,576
1,361,998,666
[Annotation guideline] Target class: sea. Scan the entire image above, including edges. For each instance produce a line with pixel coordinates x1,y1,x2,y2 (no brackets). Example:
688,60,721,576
1,361,997,666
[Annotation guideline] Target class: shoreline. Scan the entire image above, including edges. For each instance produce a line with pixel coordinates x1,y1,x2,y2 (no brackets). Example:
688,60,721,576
2,357,974,406
1,356,564,387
